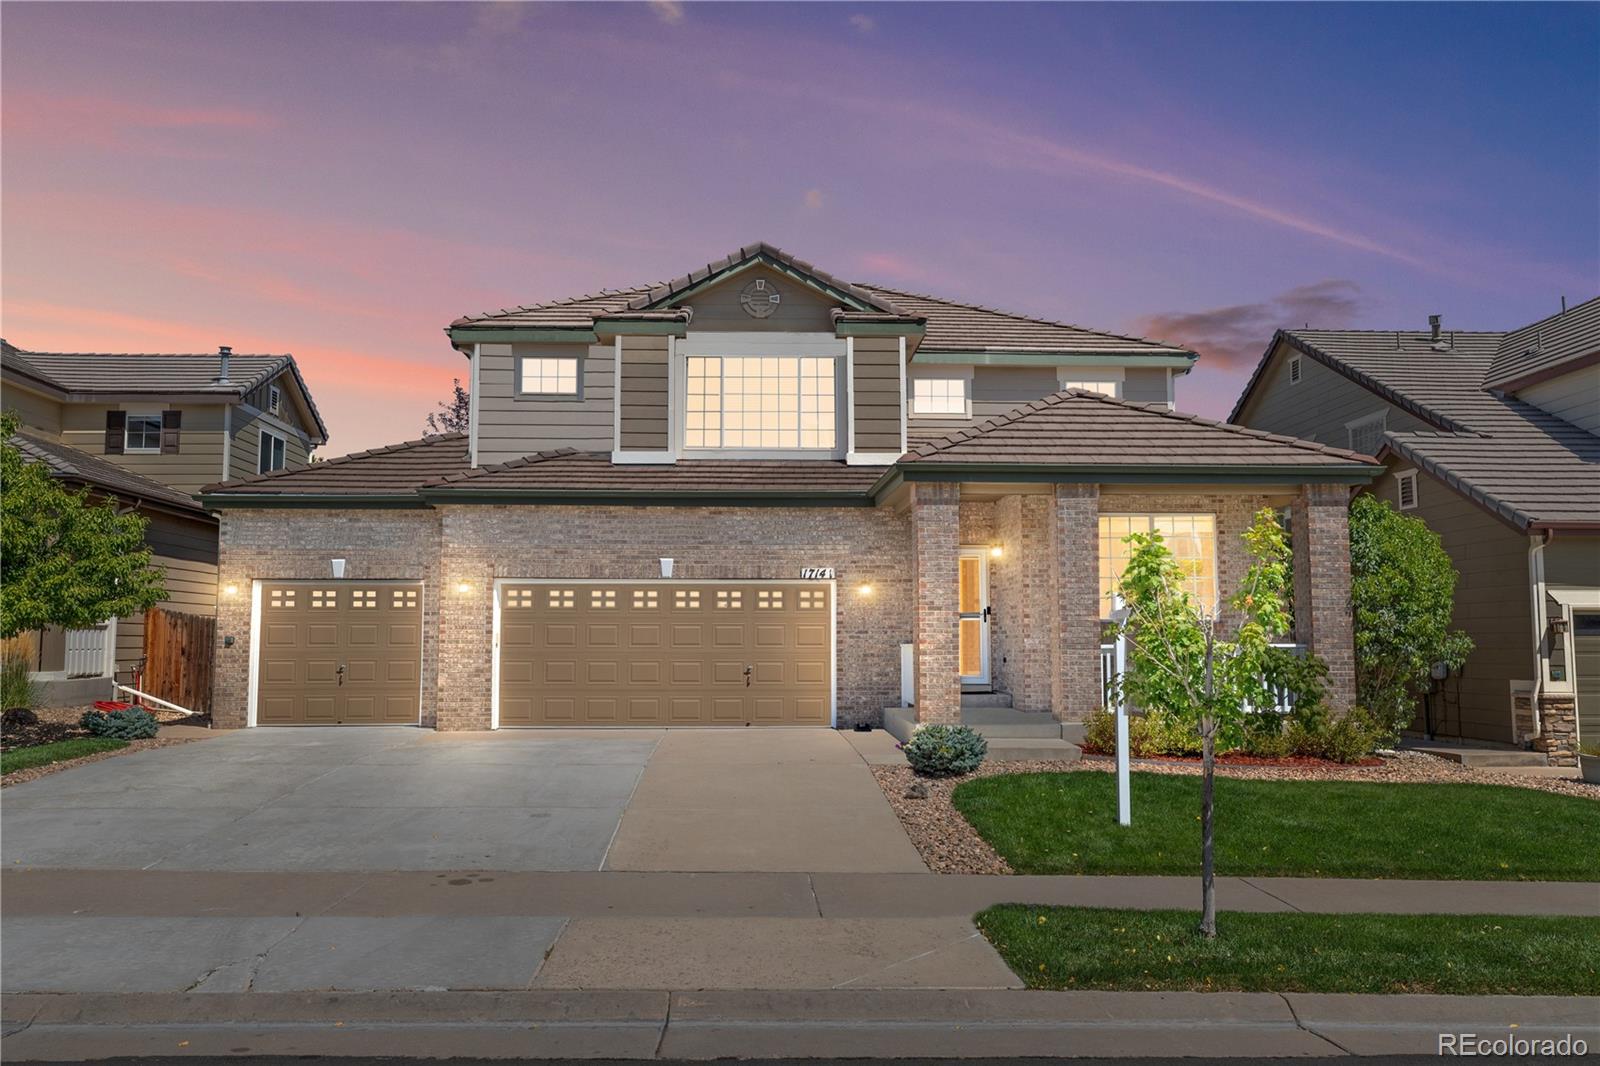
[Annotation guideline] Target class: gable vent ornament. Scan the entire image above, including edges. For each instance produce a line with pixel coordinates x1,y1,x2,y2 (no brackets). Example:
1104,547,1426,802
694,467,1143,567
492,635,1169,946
740,278,781,319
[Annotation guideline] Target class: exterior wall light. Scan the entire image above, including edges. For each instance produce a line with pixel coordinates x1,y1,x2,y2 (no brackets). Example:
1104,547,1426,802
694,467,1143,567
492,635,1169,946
456,582,474,595
990,544,1004,559
857,583,874,597
223,584,240,597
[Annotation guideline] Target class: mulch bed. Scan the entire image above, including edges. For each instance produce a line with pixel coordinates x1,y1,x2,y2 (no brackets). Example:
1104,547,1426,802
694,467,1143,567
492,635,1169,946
1082,749,1384,768
1,704,202,752
873,750,1599,876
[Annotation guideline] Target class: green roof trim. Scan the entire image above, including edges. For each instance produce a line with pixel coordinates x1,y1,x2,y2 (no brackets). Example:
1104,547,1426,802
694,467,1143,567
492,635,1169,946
198,493,432,509
913,351,1197,368
417,487,876,507
592,319,689,337
893,463,1377,486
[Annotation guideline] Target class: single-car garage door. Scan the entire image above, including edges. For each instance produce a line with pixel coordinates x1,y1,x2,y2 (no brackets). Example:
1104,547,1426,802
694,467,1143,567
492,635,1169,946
498,581,832,727
256,582,423,725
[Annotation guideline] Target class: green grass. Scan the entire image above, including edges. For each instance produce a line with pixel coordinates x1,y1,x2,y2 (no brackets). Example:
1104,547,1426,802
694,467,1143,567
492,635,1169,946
951,772,1600,880
1,737,128,775
976,906,1600,994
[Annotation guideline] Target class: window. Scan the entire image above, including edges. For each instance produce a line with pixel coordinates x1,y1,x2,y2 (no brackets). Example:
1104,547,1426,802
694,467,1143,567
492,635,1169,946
715,589,743,609
685,356,836,449
351,589,377,608
911,377,969,416
757,589,784,609
547,589,575,608
632,589,659,608
1059,379,1120,398
258,429,287,473
505,587,535,608
1289,355,1303,385
1395,470,1419,511
590,589,617,608
124,414,163,452
268,385,282,415
799,589,825,609
392,589,418,608
519,356,579,396
674,589,700,609
1346,412,1387,455
1099,514,1218,616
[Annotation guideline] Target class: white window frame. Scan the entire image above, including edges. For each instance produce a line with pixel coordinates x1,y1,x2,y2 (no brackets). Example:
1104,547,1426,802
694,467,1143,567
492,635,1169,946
1395,468,1419,511
676,332,847,459
1098,513,1220,619
1056,366,1125,399
1288,354,1303,385
910,375,971,417
1345,410,1387,454
123,412,164,454
517,354,582,398
258,427,288,474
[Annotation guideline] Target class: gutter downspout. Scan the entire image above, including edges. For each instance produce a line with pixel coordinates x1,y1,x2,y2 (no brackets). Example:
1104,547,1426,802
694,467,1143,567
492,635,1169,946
1527,530,1553,743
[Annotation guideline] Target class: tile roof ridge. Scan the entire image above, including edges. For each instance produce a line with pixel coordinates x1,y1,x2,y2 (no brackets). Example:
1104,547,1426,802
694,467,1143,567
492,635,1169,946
856,283,1189,351
203,432,465,492
1286,327,1505,338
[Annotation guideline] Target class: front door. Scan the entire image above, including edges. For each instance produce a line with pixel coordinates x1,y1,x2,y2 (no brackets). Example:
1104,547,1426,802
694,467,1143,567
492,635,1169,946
957,548,990,685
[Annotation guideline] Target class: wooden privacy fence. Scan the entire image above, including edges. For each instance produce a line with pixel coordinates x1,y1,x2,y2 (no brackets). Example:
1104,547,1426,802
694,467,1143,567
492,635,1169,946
142,607,216,716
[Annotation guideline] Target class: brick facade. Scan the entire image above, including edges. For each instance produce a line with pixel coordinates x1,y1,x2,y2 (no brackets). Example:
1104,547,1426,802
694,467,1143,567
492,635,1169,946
1051,484,1102,722
1292,484,1357,709
989,494,1054,712
911,482,962,724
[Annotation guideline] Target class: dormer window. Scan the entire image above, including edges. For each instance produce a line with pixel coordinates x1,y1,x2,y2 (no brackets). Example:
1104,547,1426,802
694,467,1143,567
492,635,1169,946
684,355,837,450
911,377,969,416
519,356,580,397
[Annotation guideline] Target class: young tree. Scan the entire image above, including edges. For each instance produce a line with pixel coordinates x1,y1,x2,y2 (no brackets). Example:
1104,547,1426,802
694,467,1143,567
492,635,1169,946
1348,493,1472,738
425,378,470,435
1114,508,1291,938
0,414,167,638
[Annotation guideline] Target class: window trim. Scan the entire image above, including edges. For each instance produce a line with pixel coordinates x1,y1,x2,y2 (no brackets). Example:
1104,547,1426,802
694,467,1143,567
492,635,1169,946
257,427,288,474
1098,512,1221,619
515,353,583,400
1395,468,1419,511
123,412,164,454
1056,366,1125,399
910,375,972,418
679,350,844,457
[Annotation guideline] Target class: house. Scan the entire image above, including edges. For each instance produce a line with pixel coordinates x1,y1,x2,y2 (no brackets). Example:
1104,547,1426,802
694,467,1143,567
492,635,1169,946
0,341,328,704
200,242,1378,736
1229,299,1600,764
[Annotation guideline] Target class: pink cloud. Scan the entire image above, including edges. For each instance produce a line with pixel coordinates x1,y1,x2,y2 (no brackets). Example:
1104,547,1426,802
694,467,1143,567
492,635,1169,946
4,93,279,149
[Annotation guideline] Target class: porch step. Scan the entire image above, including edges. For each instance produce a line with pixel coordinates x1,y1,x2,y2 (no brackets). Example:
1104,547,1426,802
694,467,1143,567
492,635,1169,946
985,737,1082,763
879,706,1081,763
960,691,1013,709
1407,744,1549,769
961,706,1065,739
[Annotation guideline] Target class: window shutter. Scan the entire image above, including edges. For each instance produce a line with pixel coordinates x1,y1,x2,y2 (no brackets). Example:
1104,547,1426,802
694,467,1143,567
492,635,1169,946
104,411,126,454
160,410,182,454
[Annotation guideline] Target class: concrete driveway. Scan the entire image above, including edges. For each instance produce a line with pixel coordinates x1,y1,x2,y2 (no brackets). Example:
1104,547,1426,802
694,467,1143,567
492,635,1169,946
1,728,660,872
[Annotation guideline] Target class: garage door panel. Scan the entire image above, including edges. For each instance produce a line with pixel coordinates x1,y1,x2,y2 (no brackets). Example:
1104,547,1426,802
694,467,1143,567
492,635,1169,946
498,582,831,727
255,582,423,726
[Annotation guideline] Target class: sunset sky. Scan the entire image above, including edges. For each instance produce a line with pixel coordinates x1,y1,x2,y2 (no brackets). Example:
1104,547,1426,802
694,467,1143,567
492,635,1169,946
4,2,1596,455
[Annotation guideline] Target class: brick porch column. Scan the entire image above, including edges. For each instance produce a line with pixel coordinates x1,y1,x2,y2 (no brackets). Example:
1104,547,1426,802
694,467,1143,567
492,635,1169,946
911,481,961,724
1292,484,1356,710
1051,483,1102,722
435,556,493,731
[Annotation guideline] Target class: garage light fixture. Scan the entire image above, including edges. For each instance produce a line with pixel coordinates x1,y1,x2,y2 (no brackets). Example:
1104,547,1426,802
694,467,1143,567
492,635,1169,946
223,584,239,597
456,581,474,595
990,544,1004,559
857,583,874,597
660,557,675,578
331,558,347,579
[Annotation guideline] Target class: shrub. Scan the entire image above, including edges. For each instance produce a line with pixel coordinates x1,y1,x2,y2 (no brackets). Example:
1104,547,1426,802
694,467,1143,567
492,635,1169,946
79,707,159,740
1286,707,1385,764
1,651,38,711
903,724,988,775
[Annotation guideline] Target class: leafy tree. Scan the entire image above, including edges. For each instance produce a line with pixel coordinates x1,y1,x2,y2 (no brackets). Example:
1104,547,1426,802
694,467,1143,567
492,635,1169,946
1348,493,1472,738
1114,508,1291,938
425,378,470,435
0,414,167,638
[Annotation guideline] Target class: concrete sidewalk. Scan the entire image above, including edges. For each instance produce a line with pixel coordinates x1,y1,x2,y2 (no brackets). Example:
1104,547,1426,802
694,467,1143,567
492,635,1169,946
6,868,1596,919
4,989,1595,1059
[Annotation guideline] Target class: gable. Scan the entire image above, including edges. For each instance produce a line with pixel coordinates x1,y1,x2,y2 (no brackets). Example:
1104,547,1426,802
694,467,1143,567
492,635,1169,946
678,264,840,332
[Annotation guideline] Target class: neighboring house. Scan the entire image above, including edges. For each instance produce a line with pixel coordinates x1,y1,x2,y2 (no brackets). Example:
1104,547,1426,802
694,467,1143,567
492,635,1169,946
1230,298,1600,764
201,242,1378,737
1,341,328,703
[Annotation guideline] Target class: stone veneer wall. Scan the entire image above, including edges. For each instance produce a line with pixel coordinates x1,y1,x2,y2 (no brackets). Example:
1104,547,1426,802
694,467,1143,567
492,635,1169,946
1533,694,1578,766
212,510,444,729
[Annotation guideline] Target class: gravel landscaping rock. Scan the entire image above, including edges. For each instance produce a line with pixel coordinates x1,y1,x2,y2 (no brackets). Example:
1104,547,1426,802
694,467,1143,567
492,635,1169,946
872,750,1598,875
1,704,198,751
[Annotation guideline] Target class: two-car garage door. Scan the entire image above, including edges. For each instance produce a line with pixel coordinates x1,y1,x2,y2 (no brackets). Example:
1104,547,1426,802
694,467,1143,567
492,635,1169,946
497,582,833,727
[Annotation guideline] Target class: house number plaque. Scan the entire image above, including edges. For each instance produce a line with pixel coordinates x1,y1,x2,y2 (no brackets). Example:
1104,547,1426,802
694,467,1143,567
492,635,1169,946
799,567,836,580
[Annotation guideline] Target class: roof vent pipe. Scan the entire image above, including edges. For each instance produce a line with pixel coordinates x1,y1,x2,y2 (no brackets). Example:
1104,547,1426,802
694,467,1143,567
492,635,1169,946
1428,315,1441,342
216,346,232,383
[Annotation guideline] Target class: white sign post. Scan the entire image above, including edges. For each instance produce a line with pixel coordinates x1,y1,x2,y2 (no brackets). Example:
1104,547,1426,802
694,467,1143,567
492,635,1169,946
1111,595,1132,827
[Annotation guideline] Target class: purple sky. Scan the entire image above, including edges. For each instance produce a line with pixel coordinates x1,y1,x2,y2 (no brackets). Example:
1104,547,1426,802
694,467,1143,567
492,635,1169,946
4,2,1597,454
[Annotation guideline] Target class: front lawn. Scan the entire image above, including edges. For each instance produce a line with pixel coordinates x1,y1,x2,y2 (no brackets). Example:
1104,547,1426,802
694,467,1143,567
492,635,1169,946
1,736,127,775
976,906,1600,994
951,772,1600,880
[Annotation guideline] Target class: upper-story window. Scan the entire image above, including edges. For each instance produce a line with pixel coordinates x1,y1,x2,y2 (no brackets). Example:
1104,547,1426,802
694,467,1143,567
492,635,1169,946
258,428,287,473
520,356,580,397
1060,378,1121,398
124,414,164,453
1346,411,1387,455
911,377,969,416
684,355,836,450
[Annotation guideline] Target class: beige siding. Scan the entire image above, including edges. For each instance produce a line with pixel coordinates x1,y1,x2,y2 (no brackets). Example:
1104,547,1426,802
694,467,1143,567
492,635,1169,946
3,383,64,437
1235,338,1429,449
116,554,220,680
230,407,313,480
241,372,309,436
619,336,670,452
681,266,837,332
1516,364,1600,434
60,402,227,493
1124,367,1170,404
1372,461,1530,744
1546,536,1600,594
852,337,902,453
476,342,615,464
